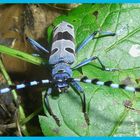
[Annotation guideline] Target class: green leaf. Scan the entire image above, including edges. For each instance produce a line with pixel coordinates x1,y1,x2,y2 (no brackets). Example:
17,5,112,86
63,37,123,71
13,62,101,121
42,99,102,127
40,4,140,136
0,45,46,65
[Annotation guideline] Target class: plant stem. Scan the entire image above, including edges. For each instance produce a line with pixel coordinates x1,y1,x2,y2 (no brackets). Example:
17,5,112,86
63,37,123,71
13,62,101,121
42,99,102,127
0,45,47,65
0,59,29,135
20,107,43,126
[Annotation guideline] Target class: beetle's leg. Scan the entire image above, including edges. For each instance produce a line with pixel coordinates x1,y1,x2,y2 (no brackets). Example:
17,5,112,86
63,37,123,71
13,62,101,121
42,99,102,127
73,56,119,72
76,31,115,53
70,81,89,125
44,88,61,126
26,37,49,54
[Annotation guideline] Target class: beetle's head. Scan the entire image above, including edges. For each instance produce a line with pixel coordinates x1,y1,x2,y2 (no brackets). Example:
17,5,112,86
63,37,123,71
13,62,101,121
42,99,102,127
52,63,72,92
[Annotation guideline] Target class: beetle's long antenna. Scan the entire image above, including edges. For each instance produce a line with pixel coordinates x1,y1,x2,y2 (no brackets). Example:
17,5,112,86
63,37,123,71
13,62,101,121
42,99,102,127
67,76,140,93
0,79,51,94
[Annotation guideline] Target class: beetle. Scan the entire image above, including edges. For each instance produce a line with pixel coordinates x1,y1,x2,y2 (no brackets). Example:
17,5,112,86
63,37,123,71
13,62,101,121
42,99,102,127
0,21,140,126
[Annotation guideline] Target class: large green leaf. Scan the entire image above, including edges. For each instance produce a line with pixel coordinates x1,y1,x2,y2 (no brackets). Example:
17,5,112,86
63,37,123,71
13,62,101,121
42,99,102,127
39,4,140,136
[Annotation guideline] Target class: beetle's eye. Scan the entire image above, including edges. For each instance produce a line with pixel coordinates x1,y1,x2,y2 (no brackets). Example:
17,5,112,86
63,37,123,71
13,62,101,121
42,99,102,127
51,48,58,55
65,48,74,54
